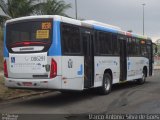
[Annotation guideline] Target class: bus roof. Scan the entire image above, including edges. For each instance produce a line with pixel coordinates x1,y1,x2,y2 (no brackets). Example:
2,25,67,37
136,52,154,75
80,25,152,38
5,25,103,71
6,15,151,40
5,15,82,26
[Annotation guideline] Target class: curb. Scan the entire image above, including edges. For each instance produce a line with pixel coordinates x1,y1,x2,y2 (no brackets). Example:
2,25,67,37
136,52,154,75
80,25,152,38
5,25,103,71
0,91,51,103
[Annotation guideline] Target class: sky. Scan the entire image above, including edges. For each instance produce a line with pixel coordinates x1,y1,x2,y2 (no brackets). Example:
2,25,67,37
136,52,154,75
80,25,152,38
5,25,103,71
64,0,160,42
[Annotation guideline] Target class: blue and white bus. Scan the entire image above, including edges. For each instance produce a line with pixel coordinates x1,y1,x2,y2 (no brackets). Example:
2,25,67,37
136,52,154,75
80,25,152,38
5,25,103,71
4,15,154,94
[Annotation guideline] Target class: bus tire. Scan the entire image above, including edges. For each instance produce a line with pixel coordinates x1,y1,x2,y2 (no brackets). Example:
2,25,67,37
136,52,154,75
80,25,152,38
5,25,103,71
99,73,112,95
137,69,146,85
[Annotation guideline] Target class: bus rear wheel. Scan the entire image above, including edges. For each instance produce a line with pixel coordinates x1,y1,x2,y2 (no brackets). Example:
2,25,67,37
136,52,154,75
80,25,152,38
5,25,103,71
137,69,146,85
99,73,112,95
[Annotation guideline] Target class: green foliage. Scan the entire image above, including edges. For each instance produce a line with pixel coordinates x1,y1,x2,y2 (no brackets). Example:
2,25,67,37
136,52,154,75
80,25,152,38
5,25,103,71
7,0,36,18
0,0,39,27
0,17,5,27
35,0,71,16
0,0,71,18
0,0,37,18
154,43,160,56
0,26,3,40
157,45,160,56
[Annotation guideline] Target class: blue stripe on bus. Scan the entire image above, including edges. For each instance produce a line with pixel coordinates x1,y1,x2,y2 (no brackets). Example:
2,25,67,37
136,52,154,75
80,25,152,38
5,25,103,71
3,27,9,57
93,25,118,33
48,20,62,56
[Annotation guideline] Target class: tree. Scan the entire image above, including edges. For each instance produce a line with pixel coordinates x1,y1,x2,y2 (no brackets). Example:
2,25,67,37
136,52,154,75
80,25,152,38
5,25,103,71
0,0,71,27
0,0,43,27
0,0,40,18
36,0,71,16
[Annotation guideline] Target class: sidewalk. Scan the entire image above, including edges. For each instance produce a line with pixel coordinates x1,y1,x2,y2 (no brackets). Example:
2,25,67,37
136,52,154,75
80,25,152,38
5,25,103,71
0,71,3,76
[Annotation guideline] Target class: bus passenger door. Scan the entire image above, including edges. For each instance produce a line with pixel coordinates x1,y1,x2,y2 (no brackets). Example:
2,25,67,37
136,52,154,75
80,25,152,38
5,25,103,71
119,36,127,81
81,29,94,88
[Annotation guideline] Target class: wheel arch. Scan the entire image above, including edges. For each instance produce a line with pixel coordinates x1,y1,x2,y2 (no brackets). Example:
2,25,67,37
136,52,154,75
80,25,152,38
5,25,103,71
104,69,113,83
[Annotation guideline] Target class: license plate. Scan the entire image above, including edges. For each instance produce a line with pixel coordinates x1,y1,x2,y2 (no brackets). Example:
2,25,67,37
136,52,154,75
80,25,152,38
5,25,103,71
23,82,32,86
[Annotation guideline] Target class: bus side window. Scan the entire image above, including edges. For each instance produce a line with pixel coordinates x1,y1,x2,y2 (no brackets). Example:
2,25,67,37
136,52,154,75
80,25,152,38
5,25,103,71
135,39,140,56
132,38,136,56
140,40,147,57
127,37,132,56
112,34,119,55
146,40,152,58
97,31,112,55
61,24,81,55
95,31,100,54
127,37,137,56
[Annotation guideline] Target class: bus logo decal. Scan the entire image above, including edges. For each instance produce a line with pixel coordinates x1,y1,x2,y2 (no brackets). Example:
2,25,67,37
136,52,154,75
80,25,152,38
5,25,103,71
114,61,118,65
128,62,131,70
11,57,15,63
68,59,73,68
97,63,99,67
77,64,83,75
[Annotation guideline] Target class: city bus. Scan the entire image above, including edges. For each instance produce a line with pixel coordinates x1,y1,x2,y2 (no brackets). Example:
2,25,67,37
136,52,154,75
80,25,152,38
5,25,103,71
4,15,154,94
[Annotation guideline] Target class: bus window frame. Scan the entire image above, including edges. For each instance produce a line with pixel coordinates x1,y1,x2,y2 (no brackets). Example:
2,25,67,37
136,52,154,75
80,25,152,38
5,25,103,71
95,30,113,56
60,22,83,56
6,18,53,53
112,33,120,56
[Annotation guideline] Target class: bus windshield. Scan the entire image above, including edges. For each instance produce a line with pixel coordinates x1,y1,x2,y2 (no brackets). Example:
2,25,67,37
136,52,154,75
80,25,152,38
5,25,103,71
6,19,53,48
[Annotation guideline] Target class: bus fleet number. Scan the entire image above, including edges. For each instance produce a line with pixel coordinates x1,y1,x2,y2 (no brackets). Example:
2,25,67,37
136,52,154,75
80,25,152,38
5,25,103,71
31,56,45,61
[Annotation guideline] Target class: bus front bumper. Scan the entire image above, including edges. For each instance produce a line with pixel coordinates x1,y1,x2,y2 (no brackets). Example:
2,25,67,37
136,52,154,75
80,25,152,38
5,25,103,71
4,76,62,90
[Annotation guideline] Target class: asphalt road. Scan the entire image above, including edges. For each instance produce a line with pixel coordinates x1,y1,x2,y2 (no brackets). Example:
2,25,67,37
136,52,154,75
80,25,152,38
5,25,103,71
0,70,160,115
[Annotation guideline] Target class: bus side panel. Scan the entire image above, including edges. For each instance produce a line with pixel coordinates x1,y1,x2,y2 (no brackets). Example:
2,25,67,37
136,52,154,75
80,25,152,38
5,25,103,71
48,20,61,56
61,56,84,90
94,56,120,87
127,57,149,81
3,25,9,76
47,20,62,89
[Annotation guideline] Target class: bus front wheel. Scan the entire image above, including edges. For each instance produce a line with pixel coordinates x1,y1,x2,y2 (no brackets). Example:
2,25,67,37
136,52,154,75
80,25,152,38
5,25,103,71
99,73,112,95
